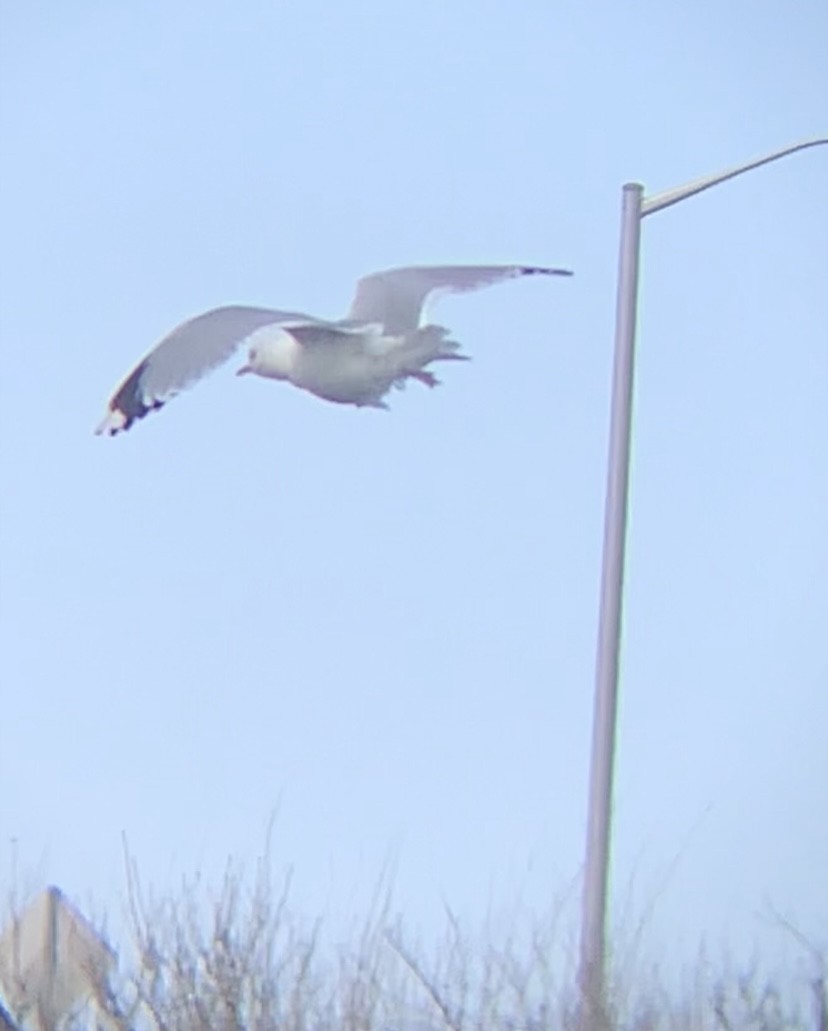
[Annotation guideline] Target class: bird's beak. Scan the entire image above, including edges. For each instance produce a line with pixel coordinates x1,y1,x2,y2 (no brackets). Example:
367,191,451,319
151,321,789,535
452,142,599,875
236,365,252,376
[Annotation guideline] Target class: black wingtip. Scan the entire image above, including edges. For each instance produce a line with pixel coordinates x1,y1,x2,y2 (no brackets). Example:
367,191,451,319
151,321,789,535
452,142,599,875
522,265,574,278
95,396,167,436
96,361,169,436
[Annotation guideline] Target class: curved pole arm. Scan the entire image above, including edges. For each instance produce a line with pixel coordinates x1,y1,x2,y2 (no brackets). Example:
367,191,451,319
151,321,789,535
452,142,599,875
642,136,828,217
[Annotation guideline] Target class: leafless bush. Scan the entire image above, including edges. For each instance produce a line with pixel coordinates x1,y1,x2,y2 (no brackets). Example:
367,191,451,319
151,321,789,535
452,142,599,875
2,854,824,1031
80,847,349,1031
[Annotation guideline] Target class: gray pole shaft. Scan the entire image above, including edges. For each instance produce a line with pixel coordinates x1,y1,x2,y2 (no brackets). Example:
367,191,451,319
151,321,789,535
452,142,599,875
579,182,644,1025
575,136,825,1028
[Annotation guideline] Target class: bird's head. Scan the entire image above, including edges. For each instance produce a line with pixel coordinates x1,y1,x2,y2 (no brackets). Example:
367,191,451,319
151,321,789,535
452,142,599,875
236,328,297,382
235,345,260,377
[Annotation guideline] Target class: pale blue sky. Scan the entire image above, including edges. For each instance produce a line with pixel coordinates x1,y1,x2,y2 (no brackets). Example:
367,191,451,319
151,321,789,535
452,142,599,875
1,0,826,978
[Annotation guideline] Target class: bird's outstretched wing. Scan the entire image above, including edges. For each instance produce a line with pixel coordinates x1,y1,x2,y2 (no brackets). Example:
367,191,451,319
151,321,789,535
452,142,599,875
95,305,307,435
282,322,375,349
347,265,573,335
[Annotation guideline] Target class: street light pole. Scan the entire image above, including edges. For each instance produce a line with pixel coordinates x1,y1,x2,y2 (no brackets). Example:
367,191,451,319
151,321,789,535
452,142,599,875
578,182,643,1028
578,136,828,1029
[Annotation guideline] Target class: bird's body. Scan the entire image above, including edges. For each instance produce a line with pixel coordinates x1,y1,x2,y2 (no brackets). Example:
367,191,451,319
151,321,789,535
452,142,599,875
95,264,572,436
237,320,463,408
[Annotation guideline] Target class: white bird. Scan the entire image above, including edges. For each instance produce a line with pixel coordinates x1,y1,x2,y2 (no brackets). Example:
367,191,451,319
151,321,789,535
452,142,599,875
95,264,572,436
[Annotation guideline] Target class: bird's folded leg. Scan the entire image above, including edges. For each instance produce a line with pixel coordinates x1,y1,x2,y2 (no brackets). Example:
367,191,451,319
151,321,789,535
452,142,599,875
409,370,441,389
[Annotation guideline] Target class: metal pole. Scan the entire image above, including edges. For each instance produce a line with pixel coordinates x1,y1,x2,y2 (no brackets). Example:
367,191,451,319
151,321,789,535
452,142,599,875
575,137,827,1028
578,182,643,1028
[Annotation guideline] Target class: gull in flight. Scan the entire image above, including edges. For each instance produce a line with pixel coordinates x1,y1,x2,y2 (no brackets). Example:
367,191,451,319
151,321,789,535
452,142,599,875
95,264,572,436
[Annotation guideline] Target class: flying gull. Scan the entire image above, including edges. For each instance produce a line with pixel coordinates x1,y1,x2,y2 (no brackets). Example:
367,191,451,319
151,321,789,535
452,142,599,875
95,264,572,436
